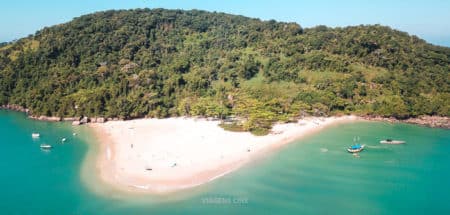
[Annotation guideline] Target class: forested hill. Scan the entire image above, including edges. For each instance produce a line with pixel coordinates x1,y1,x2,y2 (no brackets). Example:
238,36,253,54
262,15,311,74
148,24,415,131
0,8,449,134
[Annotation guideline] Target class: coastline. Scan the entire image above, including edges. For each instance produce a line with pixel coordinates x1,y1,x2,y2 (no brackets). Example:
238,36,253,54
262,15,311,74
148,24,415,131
361,115,449,129
1,104,448,129
1,105,447,195
88,116,359,194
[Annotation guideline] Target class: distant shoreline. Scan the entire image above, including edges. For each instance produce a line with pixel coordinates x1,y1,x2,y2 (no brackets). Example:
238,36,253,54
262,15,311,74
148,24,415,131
1,104,448,129
360,115,449,129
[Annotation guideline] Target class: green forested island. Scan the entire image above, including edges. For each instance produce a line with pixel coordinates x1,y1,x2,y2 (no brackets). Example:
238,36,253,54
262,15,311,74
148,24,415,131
0,9,449,134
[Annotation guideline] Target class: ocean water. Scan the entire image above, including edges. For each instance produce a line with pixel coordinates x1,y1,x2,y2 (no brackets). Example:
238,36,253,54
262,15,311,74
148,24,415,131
1,110,449,214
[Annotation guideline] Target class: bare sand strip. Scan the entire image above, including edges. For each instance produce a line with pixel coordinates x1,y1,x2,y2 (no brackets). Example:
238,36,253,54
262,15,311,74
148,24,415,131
89,116,358,194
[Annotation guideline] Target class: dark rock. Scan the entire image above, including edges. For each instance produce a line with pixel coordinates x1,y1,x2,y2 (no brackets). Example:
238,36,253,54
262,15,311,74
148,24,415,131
80,116,89,124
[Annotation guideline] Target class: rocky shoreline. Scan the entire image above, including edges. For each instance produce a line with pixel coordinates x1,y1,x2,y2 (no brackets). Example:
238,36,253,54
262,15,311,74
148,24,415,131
0,104,30,114
362,116,449,129
1,104,448,129
0,104,112,125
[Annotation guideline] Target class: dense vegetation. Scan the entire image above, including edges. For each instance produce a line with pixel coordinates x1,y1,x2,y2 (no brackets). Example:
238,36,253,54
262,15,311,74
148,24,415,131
0,9,449,134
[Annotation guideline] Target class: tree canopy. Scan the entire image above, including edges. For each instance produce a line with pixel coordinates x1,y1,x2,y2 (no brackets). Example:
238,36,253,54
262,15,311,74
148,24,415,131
0,9,449,134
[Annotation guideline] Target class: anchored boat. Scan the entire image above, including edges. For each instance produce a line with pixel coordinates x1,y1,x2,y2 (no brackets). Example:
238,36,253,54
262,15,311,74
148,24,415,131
32,133,40,138
347,144,365,153
40,144,52,149
380,139,405,144
347,136,364,153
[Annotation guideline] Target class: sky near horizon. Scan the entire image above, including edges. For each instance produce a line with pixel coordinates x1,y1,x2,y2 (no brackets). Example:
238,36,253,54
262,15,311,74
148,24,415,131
1,0,449,47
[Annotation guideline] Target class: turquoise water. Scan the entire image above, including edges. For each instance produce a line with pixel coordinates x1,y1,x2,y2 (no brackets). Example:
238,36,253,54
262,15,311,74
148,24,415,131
1,110,449,214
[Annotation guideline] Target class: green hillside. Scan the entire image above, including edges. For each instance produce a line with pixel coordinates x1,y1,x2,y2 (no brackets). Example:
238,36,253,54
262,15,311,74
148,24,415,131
0,8,449,134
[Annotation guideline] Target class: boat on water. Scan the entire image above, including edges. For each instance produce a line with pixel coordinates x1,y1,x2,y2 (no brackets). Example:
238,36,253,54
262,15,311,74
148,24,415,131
347,144,365,153
62,138,67,142
32,133,40,138
347,136,364,153
380,139,405,144
40,144,52,149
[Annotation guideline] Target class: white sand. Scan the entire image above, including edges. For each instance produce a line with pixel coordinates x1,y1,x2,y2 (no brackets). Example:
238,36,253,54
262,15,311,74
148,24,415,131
90,115,357,193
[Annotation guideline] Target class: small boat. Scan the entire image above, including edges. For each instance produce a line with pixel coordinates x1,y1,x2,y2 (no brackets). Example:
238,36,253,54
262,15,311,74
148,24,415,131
380,139,405,144
347,136,364,153
347,144,365,153
40,144,52,149
32,133,40,138
62,138,67,142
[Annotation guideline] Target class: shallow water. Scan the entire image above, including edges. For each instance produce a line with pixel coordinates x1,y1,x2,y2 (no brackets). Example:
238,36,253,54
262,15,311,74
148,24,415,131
1,110,449,214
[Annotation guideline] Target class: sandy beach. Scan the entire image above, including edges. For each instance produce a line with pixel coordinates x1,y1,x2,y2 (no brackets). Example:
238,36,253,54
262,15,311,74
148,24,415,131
89,116,358,193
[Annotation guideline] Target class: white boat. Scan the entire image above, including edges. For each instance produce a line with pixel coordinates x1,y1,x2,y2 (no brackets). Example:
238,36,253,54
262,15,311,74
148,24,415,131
62,138,67,142
347,136,365,153
380,139,405,144
40,144,52,149
347,144,365,153
32,133,40,138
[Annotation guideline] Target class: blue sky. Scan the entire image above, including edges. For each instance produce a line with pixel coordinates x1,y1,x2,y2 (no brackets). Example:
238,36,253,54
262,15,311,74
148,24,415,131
1,0,449,46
